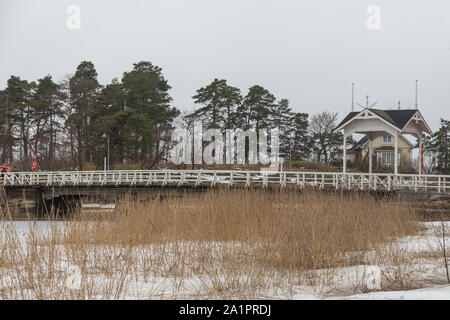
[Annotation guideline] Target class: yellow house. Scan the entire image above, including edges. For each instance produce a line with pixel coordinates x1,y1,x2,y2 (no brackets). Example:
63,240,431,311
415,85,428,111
335,108,432,175
348,134,414,171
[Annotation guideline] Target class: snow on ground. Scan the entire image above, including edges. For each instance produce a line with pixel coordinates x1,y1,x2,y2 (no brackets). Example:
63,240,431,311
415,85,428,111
288,285,450,300
0,220,449,299
340,284,450,300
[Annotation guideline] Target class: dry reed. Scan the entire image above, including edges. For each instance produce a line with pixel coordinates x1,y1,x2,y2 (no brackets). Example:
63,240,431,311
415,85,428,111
0,190,423,299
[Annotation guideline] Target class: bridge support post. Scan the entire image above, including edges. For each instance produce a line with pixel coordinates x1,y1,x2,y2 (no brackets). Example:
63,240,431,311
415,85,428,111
0,185,8,218
35,188,46,217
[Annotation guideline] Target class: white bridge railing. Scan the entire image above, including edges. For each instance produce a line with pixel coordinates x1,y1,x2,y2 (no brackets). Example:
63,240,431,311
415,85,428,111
1,170,449,193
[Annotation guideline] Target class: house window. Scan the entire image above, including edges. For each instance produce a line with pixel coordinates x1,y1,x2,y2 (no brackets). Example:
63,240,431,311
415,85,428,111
381,151,394,165
382,136,392,143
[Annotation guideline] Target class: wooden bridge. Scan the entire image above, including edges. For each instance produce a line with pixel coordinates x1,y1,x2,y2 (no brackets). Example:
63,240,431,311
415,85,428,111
1,170,449,193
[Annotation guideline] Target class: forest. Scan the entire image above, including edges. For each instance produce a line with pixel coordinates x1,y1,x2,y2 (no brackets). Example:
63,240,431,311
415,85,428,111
0,61,448,174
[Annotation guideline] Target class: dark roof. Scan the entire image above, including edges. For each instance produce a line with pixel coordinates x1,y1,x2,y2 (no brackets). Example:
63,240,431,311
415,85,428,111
335,108,418,131
350,136,368,150
371,109,418,129
335,111,359,130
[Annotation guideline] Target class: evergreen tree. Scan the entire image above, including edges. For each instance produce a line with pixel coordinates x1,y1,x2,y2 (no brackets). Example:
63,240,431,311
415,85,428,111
425,119,449,174
238,85,276,131
32,75,65,169
90,78,129,166
221,83,242,130
233,85,276,163
189,78,241,129
6,76,36,168
0,89,14,164
67,61,101,169
271,99,294,157
121,61,179,168
0,61,181,170
290,112,311,161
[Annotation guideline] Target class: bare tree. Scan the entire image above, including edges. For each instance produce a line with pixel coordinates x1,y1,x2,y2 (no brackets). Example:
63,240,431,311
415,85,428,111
309,111,341,164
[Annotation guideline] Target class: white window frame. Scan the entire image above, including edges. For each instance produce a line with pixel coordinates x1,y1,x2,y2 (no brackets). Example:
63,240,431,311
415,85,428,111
381,151,394,165
382,135,392,144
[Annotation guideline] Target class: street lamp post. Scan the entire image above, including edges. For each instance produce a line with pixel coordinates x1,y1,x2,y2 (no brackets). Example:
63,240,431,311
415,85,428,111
289,147,292,171
102,133,110,171
107,135,110,170
289,131,293,171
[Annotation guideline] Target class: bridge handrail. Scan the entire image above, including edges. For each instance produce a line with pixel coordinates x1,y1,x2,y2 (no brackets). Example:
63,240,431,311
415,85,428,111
1,170,449,193
4,169,450,177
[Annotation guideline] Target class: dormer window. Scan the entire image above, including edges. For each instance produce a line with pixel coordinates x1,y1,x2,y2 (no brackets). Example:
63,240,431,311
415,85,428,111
382,135,392,143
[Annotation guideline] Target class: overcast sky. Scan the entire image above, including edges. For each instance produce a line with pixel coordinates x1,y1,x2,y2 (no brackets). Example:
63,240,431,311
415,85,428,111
1,0,449,132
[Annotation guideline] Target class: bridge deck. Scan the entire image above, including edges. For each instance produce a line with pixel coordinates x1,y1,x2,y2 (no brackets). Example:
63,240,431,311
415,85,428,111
1,170,449,193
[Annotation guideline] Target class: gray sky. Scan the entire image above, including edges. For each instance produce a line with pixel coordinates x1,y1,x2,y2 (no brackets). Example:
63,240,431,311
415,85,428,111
1,0,449,132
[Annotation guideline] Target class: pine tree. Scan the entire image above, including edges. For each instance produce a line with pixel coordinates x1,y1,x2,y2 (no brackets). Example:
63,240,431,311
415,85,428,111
425,119,449,174
238,85,276,131
67,61,101,170
1,61,181,170
189,78,241,129
121,61,179,168
32,75,65,169
290,112,311,161
6,76,36,168
90,78,129,167
222,84,242,130
0,90,14,163
271,99,294,158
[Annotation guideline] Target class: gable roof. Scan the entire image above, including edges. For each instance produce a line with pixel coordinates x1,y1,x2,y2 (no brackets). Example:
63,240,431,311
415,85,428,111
370,109,418,129
335,108,419,132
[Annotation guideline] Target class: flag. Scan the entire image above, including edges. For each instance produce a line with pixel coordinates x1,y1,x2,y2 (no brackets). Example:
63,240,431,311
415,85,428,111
421,143,424,175
31,157,37,172
32,135,37,172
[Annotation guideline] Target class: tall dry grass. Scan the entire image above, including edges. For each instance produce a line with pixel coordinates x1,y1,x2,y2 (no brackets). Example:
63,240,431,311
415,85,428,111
67,191,418,267
0,190,423,299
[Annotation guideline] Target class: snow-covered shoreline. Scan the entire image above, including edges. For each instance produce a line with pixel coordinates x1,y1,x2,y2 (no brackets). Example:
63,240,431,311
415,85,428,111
0,220,448,300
